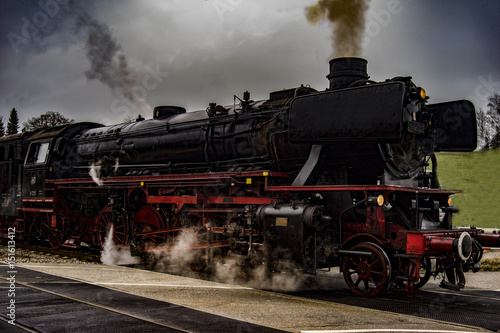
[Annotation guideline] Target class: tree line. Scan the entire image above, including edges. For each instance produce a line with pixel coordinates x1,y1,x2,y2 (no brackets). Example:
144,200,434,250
1,93,500,150
0,108,73,137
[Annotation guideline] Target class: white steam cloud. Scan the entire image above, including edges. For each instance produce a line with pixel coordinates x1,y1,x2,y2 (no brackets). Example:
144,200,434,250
101,225,140,266
149,228,208,275
212,253,307,292
89,163,103,186
145,228,331,292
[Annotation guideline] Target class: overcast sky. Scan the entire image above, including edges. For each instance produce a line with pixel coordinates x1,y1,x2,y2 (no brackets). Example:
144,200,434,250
1,0,499,127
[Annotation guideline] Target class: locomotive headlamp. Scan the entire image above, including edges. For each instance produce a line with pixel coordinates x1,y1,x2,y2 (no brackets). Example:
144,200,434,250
411,87,426,101
447,197,453,207
419,88,426,100
367,194,385,206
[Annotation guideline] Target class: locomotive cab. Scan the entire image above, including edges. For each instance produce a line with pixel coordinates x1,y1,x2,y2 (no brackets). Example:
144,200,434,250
0,133,27,217
23,140,51,198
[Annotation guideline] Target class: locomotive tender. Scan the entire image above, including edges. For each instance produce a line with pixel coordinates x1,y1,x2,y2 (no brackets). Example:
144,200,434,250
1,57,499,297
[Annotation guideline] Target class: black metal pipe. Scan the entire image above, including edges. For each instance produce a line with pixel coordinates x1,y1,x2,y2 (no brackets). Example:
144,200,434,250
337,249,373,258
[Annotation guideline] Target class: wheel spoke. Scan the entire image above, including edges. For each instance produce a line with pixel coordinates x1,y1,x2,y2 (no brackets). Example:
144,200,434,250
48,230,64,249
133,206,166,246
348,257,359,267
369,258,381,267
97,206,127,249
342,242,392,297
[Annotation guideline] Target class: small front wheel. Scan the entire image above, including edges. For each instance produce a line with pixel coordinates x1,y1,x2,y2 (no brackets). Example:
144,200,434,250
342,242,392,297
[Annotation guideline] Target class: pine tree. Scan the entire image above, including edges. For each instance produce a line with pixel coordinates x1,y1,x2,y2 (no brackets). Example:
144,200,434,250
487,93,500,148
6,108,19,135
0,115,5,137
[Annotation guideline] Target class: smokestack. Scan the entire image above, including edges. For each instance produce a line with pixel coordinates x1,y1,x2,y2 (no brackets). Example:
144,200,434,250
327,57,368,90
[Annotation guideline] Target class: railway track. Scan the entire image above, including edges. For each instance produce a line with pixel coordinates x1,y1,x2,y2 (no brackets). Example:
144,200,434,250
2,240,498,332
0,278,191,332
0,316,39,333
0,241,101,263
0,263,288,333
286,282,500,332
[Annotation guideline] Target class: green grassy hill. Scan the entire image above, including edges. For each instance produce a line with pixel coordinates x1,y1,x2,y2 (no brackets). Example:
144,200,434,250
436,149,500,229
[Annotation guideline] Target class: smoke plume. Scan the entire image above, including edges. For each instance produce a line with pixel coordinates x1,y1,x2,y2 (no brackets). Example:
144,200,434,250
14,0,153,116
305,0,369,57
83,18,152,116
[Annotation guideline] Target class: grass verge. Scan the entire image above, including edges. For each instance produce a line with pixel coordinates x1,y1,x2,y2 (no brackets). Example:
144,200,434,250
480,256,500,272
436,149,500,229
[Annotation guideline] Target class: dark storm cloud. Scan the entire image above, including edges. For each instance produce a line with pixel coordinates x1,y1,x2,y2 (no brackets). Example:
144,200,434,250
404,0,500,73
0,0,98,123
0,0,155,123
352,0,500,112
1,0,96,56
1,0,499,126
412,1,500,108
91,0,329,120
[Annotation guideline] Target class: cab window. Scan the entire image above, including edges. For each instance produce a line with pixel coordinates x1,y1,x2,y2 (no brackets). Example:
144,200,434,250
26,142,50,165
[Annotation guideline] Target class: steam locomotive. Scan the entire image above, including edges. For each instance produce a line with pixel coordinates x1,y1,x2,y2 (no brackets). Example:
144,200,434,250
1,57,498,297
